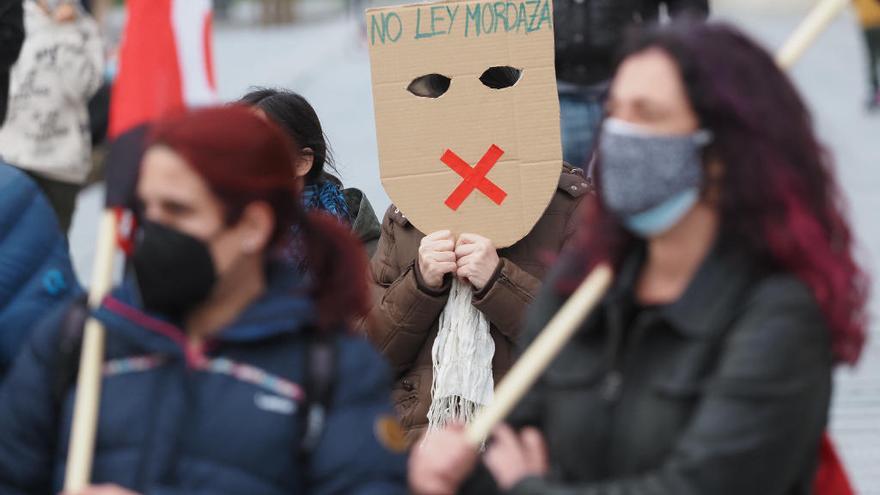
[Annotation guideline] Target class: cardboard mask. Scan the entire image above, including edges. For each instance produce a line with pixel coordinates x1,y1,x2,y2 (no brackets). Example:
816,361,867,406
367,0,561,248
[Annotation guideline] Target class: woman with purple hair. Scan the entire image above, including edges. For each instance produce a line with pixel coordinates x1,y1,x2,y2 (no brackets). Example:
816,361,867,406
408,19,869,495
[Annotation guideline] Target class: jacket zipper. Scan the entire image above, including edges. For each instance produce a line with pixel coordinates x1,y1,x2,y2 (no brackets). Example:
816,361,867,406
601,304,626,404
600,307,652,478
601,311,653,403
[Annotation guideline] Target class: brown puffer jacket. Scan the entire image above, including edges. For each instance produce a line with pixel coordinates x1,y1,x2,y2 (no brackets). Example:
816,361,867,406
367,164,591,442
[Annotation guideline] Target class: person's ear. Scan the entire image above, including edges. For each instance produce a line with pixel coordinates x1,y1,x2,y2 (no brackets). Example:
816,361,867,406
236,202,275,254
294,148,315,179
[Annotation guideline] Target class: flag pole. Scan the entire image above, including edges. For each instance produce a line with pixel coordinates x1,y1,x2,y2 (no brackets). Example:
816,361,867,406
776,0,850,69
63,211,118,491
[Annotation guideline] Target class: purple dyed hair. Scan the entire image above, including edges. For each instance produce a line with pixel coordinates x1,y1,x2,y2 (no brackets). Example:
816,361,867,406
566,20,869,365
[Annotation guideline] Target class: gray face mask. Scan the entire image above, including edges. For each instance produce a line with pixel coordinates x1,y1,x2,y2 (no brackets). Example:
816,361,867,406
598,118,712,217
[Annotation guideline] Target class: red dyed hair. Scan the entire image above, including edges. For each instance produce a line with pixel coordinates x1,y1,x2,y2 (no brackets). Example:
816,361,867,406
569,21,869,364
147,105,368,329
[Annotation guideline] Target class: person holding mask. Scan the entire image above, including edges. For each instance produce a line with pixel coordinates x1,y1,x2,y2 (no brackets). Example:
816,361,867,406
241,88,382,257
410,20,868,495
368,159,590,444
0,106,407,495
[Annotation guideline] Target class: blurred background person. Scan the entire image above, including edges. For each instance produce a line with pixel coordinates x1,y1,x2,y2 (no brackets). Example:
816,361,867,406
554,0,710,170
0,0,103,233
0,0,24,127
854,0,880,110
0,106,407,495
241,88,382,257
410,19,869,495
0,161,78,381
261,0,296,25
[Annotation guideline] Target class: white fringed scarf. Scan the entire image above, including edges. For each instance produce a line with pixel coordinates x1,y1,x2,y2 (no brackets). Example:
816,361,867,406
427,278,495,430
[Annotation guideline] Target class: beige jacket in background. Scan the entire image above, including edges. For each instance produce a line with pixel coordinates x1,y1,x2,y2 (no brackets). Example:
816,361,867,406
0,1,103,184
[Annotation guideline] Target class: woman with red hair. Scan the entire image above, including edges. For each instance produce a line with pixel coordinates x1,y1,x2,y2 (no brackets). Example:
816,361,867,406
409,20,869,495
0,106,407,495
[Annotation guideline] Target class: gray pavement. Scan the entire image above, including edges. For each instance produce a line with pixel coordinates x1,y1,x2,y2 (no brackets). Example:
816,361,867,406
68,4,879,492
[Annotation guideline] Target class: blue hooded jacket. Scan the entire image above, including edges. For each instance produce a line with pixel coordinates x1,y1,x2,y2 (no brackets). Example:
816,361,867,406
0,263,407,494
0,162,79,377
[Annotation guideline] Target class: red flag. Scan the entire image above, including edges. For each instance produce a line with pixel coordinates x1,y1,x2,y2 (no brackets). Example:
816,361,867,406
814,433,855,495
109,0,216,138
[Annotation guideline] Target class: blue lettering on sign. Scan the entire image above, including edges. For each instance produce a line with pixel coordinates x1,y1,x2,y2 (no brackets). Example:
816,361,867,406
370,11,403,45
463,0,551,37
446,5,460,34
372,0,551,45
415,4,461,39
465,3,481,37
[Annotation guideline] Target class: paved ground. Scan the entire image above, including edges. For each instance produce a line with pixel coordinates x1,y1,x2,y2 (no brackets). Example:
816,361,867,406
68,4,880,492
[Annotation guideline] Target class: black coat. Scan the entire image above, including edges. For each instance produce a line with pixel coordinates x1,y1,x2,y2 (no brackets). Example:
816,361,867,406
0,0,24,125
554,0,709,86
464,243,833,495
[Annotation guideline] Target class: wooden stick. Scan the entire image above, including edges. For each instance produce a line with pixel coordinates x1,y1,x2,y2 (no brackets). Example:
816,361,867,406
776,0,850,69
465,264,613,446
63,210,118,491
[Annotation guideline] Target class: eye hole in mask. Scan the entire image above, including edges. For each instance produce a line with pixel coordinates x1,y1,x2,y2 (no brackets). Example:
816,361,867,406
407,74,452,98
479,66,522,90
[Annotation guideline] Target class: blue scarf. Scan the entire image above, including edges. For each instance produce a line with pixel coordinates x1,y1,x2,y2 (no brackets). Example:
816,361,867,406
285,180,351,270
302,180,351,224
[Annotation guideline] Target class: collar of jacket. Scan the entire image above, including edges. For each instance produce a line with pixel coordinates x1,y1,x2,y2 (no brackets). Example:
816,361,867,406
344,187,381,243
389,162,591,227
93,261,316,359
603,238,757,339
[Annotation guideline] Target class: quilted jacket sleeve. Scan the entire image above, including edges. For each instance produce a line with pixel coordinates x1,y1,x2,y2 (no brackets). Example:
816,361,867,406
308,336,408,495
0,303,69,494
0,164,80,376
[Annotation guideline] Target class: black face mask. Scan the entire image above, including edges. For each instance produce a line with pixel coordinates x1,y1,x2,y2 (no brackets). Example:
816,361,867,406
131,221,217,319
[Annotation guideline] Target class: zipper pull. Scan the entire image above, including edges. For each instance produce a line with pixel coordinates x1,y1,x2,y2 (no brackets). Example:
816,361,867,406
601,370,623,402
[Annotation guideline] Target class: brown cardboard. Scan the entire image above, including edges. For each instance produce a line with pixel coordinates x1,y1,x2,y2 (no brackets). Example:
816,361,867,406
367,0,561,248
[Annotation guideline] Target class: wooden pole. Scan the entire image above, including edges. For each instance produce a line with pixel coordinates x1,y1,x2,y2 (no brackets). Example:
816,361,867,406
776,0,850,69
465,264,613,446
63,210,118,491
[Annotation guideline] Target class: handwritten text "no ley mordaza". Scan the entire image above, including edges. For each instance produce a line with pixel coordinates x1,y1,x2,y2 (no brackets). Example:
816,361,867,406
369,0,553,46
